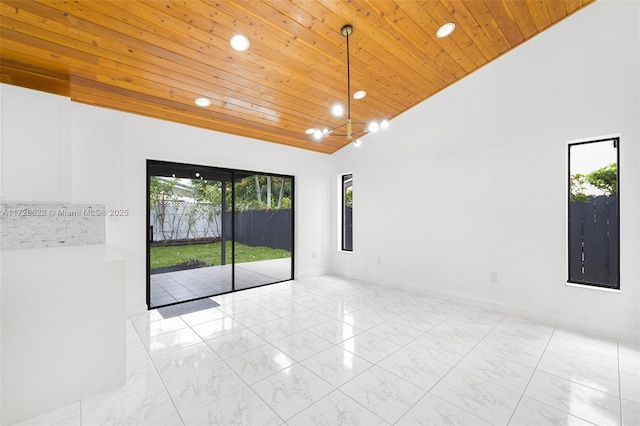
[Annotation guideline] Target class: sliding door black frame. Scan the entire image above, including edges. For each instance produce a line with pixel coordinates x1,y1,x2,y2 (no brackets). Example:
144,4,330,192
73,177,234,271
146,159,295,310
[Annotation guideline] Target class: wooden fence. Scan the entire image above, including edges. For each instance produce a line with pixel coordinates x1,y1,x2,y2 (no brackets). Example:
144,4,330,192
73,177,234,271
569,195,618,286
224,209,292,251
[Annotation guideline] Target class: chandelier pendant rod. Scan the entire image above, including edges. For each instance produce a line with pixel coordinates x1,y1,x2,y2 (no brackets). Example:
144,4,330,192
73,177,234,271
342,24,354,140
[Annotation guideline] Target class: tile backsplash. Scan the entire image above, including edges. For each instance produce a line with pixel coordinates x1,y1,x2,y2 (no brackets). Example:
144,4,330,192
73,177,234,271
0,203,106,250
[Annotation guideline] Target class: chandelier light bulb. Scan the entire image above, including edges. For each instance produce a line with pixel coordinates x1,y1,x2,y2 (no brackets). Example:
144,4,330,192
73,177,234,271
312,129,323,140
331,104,344,117
380,119,390,130
353,139,362,147
322,128,330,135
305,128,315,135
368,121,380,133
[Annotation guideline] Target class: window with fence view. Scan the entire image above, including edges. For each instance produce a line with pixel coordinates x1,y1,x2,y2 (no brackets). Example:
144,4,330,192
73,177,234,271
568,137,619,289
342,174,353,251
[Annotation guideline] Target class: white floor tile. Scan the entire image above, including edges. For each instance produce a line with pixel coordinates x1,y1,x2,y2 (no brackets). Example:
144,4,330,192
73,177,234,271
554,327,618,352
301,346,373,387
180,306,227,326
340,331,402,364
621,372,640,403
524,370,621,426
392,309,445,332
249,317,304,342
81,358,161,413
340,365,425,424
307,318,364,344
283,310,334,329
252,364,334,421
82,385,182,426
142,327,203,358
431,368,521,425
620,351,640,377
456,348,534,394
357,302,408,319
546,335,619,371
396,393,491,426
227,343,295,384
163,362,247,416
429,321,488,347
509,396,595,426
216,299,260,316
191,316,246,340
367,319,424,346
263,301,309,317
288,390,388,426
339,310,388,331
406,333,472,366
378,347,452,391
205,328,267,359
491,322,553,349
151,341,223,382
229,307,281,327
183,387,282,426
474,333,544,368
272,330,334,361
134,316,189,338
622,399,640,426
537,350,619,397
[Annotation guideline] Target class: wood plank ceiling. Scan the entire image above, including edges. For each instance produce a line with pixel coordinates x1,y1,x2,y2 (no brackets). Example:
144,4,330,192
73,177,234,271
0,0,594,154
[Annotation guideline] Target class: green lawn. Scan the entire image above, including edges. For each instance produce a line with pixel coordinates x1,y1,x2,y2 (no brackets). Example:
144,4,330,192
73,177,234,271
150,241,290,269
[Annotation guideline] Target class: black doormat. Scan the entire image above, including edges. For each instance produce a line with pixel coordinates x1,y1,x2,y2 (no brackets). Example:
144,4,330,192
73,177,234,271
157,298,220,319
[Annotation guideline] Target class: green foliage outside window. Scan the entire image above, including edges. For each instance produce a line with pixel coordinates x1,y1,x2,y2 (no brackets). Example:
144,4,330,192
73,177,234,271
570,163,617,203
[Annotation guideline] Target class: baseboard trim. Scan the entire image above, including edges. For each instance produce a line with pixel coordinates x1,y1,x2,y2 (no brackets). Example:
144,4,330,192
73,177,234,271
330,271,639,344
295,268,330,280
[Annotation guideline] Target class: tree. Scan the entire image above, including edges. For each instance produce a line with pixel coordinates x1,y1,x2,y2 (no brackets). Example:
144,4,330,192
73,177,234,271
570,163,617,202
586,163,617,195
149,177,177,240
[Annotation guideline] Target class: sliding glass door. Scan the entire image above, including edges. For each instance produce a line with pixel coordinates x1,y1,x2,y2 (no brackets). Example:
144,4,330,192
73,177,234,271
147,161,294,309
233,173,294,290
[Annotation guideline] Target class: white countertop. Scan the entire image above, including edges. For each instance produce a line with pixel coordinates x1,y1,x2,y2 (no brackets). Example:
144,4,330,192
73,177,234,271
0,244,124,267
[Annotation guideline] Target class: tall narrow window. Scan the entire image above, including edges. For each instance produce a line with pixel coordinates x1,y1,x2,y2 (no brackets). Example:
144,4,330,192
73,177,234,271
342,174,353,251
568,137,619,289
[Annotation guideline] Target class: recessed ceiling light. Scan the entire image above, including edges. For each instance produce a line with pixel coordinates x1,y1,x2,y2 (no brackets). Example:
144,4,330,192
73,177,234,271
331,104,344,117
353,90,367,100
436,22,455,38
230,34,250,51
305,128,315,135
195,97,211,107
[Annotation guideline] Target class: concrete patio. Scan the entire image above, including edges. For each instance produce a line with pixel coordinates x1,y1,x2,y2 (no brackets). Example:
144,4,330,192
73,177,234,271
150,258,292,307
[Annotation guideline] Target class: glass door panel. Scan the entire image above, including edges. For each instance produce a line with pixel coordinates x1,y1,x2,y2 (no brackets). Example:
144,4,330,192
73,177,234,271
233,173,294,290
148,161,233,308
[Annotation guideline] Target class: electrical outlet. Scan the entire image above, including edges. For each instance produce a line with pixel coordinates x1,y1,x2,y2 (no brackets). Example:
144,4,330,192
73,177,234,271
489,271,498,283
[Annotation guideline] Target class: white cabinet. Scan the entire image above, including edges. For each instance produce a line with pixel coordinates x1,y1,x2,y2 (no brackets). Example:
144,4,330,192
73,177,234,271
0,245,126,425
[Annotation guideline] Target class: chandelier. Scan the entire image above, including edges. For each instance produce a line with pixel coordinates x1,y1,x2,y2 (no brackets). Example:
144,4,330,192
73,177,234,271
305,24,389,147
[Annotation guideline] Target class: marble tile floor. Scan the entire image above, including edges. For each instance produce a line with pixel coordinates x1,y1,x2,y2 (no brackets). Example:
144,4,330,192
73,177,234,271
16,276,640,426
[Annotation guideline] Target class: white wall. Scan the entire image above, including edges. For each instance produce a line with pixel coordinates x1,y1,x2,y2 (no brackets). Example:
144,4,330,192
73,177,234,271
1,85,331,315
330,0,640,342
